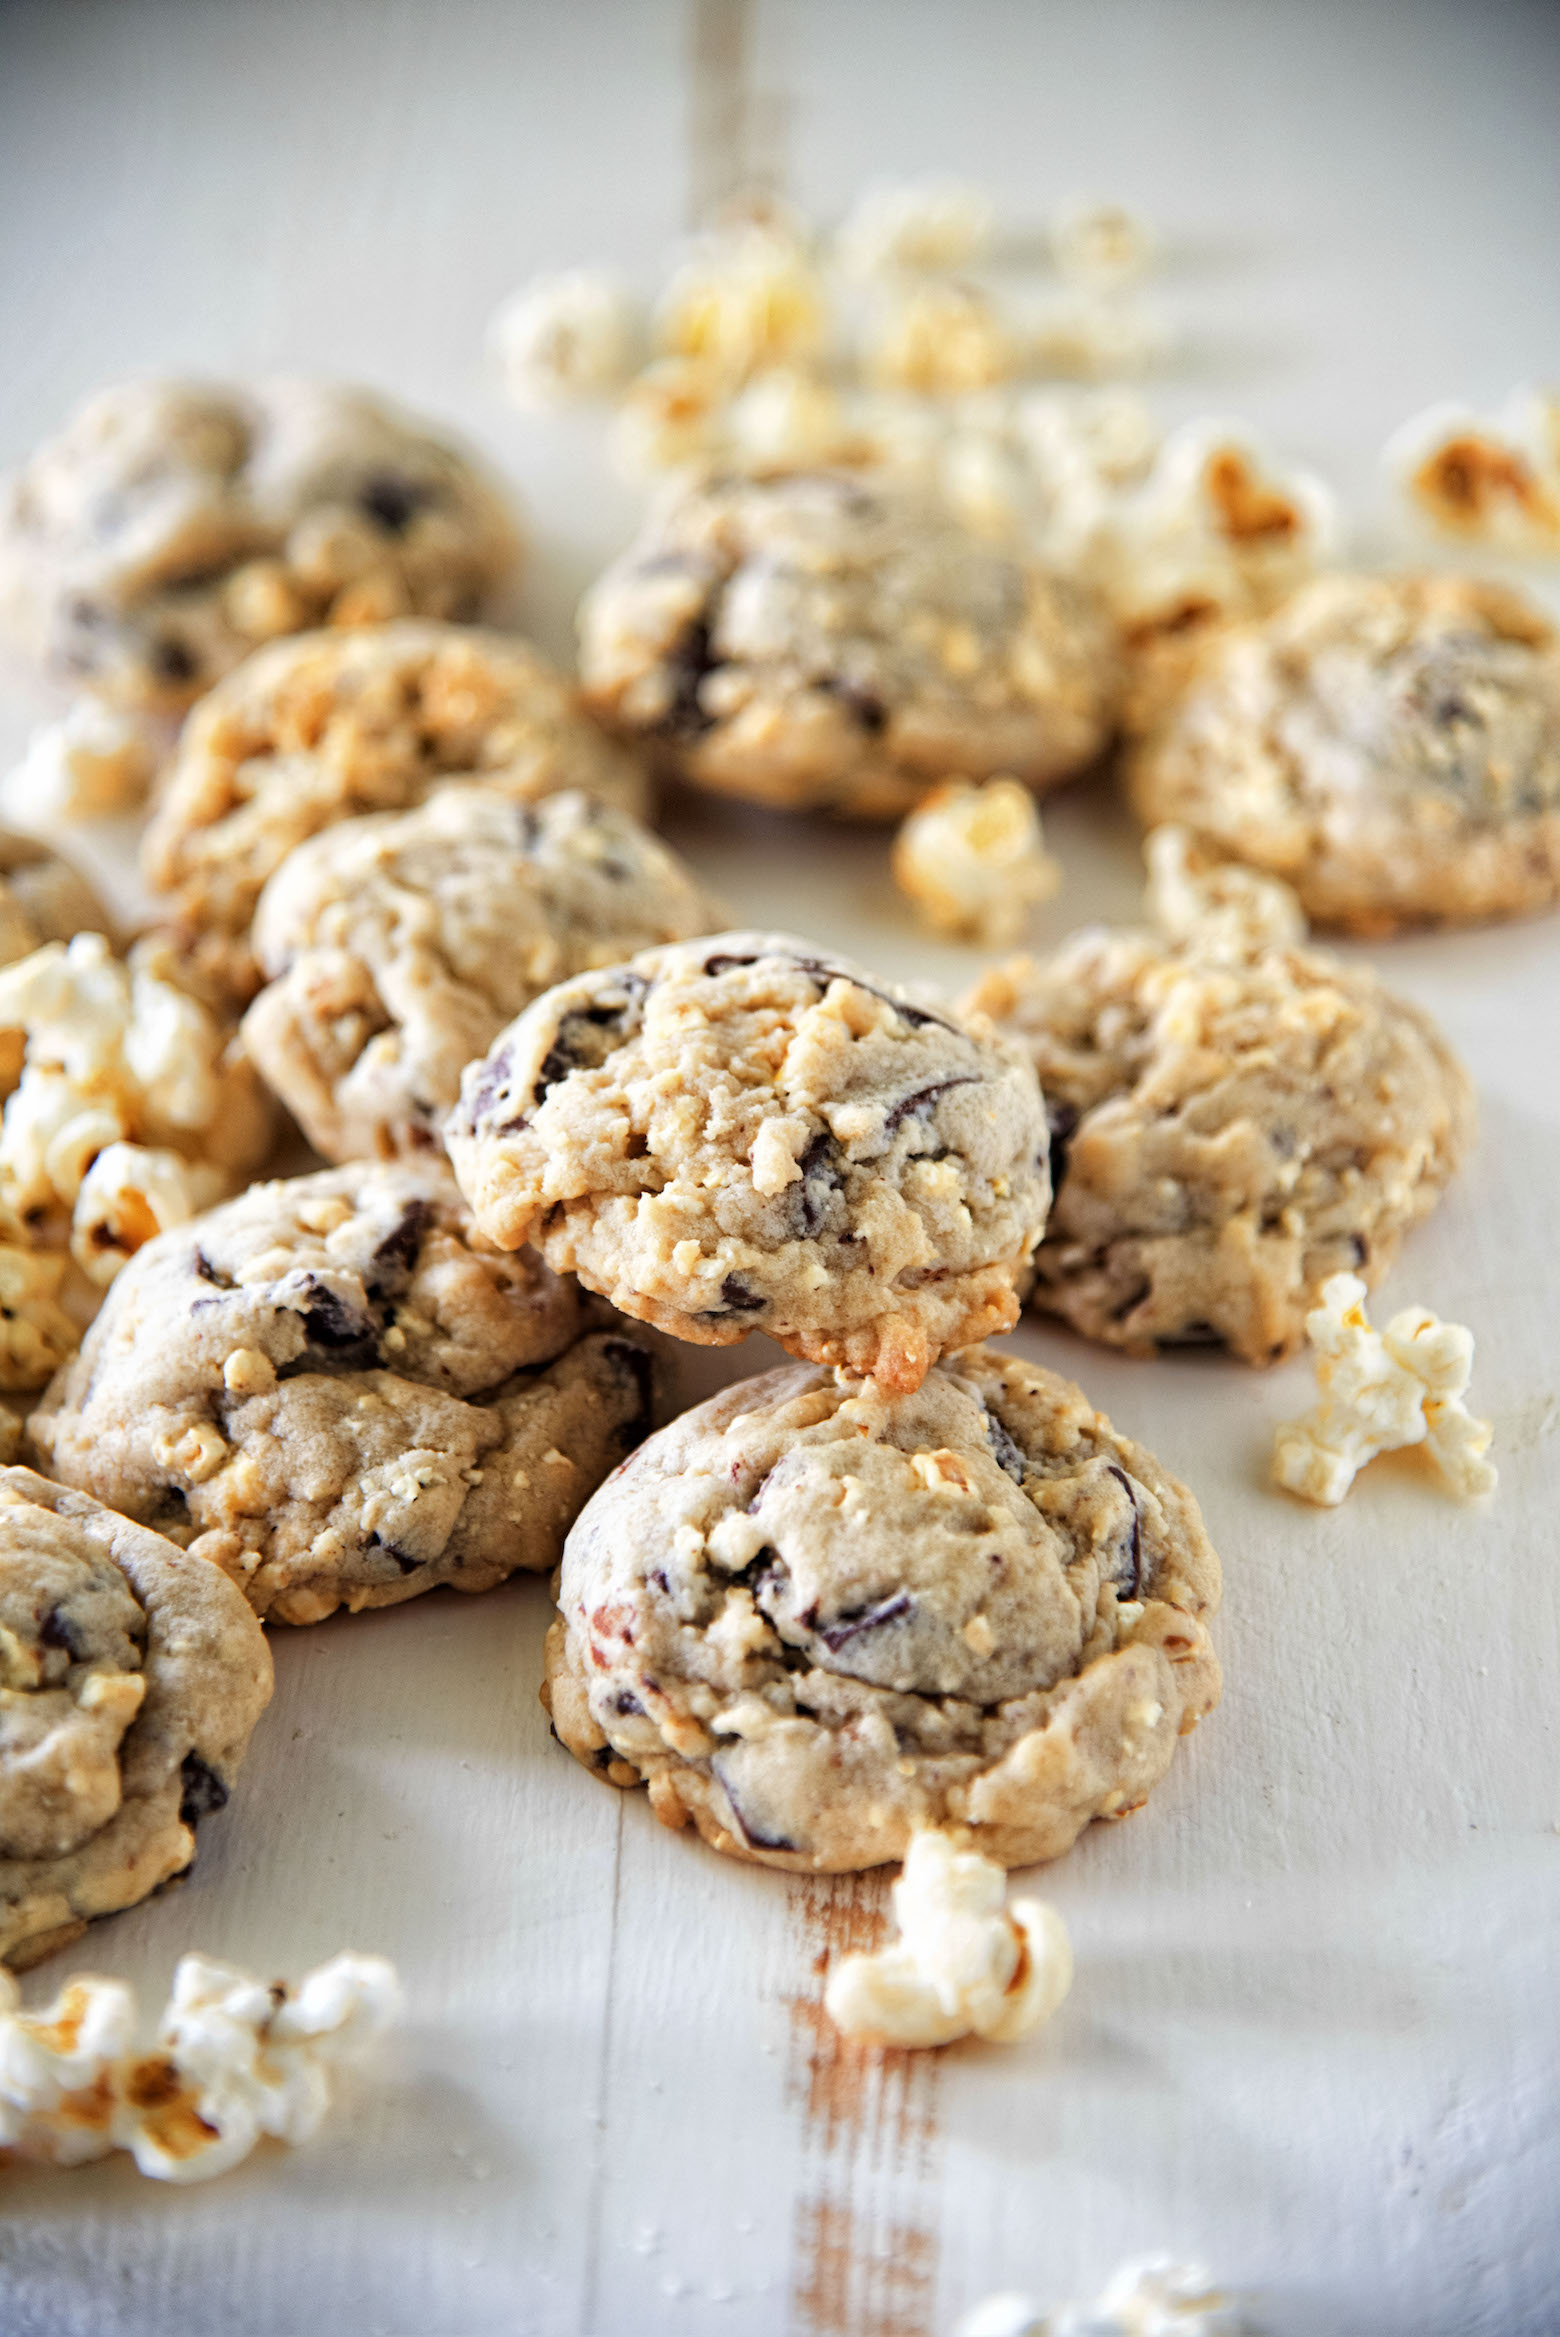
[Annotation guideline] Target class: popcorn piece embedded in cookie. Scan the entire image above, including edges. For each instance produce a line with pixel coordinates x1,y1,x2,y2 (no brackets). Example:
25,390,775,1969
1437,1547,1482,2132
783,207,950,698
892,778,1061,946
1385,393,1560,553
0,1948,399,2181
1142,824,1306,959
655,227,828,384
1050,196,1157,289
1273,1272,1496,1506
823,1830,1073,2048
834,179,997,278
866,281,1017,397
489,269,639,406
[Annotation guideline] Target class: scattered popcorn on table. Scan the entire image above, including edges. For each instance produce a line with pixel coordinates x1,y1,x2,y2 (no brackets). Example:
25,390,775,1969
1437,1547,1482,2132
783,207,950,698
834,177,996,277
954,2256,1243,2337
1384,391,1560,553
1143,824,1306,958
8,703,161,823
893,778,1062,946
0,933,271,1376
488,268,639,406
1096,418,1338,635
655,225,828,383
1050,196,1158,289
1029,295,1170,382
0,1950,401,2181
823,1830,1073,2050
866,280,1018,396
1273,1272,1496,1507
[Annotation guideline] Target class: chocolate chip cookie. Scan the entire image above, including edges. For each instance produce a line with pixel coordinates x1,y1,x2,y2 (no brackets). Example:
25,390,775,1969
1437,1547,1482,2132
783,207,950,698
445,932,1050,1393
243,785,722,1162
0,378,520,713
1127,573,1560,933
966,922,1472,1364
29,1159,656,1625
141,618,649,999
578,469,1120,817
544,1351,1221,1872
0,1466,272,1968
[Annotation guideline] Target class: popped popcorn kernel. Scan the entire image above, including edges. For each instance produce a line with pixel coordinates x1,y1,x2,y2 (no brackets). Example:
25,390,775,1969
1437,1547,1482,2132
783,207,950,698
655,228,827,385
866,281,1017,397
724,367,848,471
1095,418,1338,636
0,1950,401,2184
1143,824,1306,959
834,178,996,278
955,2255,1242,2337
823,1830,1073,2049
489,269,639,406
892,778,1061,946
1273,1271,1496,1507
0,932,271,1379
1030,294,1170,381
10,702,161,823
1050,196,1158,289
1385,392,1560,553
610,357,726,478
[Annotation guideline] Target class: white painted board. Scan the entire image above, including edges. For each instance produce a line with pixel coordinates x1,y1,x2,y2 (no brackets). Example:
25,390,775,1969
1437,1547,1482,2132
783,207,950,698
0,4,1557,2333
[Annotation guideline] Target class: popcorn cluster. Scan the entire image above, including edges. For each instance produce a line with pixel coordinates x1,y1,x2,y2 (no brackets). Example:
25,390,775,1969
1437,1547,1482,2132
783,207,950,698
823,1831,1073,2050
955,2257,1242,2337
1273,1272,1496,1506
1385,388,1560,553
0,1950,400,2181
892,778,1061,946
0,933,270,1381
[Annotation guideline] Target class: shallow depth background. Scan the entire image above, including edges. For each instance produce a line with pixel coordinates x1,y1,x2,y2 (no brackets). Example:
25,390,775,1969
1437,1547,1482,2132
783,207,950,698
1,5,1558,2334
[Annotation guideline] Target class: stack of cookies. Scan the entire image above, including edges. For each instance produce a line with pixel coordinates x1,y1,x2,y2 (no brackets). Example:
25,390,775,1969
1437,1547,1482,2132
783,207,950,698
0,356,1536,1982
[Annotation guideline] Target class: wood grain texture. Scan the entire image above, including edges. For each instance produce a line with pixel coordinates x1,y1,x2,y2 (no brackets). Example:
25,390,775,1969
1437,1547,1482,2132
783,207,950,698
1,4,1559,2334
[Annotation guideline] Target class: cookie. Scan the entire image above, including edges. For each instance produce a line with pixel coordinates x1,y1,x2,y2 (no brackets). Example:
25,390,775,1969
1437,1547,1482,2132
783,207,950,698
29,1159,656,1626
578,469,1120,818
0,829,108,969
1127,573,1560,933
445,931,1050,1393
141,618,649,1000
965,925,1472,1365
0,378,520,714
243,785,722,1163
544,1351,1221,1872
0,1466,272,1969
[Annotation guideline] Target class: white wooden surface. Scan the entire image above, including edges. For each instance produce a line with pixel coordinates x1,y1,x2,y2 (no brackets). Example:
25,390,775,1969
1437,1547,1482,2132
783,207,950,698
2,5,1559,2333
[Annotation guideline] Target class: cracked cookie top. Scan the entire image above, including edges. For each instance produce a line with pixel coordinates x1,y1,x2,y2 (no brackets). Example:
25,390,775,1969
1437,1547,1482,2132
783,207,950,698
544,1352,1221,1872
243,784,723,1163
445,931,1050,1392
29,1159,655,1625
579,468,1120,818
